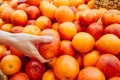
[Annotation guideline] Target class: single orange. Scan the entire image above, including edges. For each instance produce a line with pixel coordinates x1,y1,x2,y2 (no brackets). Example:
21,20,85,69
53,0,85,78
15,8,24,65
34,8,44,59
11,10,28,26
52,22,60,31
95,34,120,55
41,3,57,20
0,55,22,75
77,67,106,80
53,55,79,80
59,40,76,56
1,7,14,23
55,6,74,23
42,69,59,80
35,16,52,30
11,26,24,33
22,25,41,35
10,72,30,80
83,50,100,67
1,23,13,32
58,22,77,40
72,32,95,54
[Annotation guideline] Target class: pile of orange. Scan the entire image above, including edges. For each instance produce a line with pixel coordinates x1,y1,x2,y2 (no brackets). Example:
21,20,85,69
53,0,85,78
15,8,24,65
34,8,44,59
0,0,120,80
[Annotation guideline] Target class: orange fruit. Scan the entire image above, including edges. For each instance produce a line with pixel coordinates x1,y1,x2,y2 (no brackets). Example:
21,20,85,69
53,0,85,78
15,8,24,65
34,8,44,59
59,40,76,56
41,3,57,20
0,45,7,59
77,67,106,80
54,55,79,80
42,69,59,80
1,23,13,32
95,34,120,55
52,22,60,31
87,0,94,9
0,2,10,15
55,6,74,23
83,50,100,67
77,4,89,11
1,7,14,23
35,16,52,30
17,3,29,11
25,5,40,20
58,22,77,40
53,0,69,7
11,10,28,26
109,77,120,80
10,72,30,80
39,1,49,11
11,26,24,33
96,54,120,79
27,0,41,6
0,55,22,75
72,32,95,54
22,25,41,35
38,29,60,59
10,47,25,58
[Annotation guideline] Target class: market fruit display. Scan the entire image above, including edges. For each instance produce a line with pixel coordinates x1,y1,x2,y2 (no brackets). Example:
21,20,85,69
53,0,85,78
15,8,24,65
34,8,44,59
0,0,120,80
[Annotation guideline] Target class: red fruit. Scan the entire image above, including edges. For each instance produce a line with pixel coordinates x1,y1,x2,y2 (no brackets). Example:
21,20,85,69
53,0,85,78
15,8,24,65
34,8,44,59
86,22,104,40
25,6,40,20
79,9,99,26
104,23,120,38
25,60,46,80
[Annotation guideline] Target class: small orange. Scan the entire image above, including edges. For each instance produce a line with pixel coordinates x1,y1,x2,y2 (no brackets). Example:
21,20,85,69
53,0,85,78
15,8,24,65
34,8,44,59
109,77,120,80
55,6,74,23
11,26,24,33
42,69,59,80
27,0,41,6
35,16,52,30
39,1,49,11
52,22,60,31
11,10,28,26
83,50,100,67
0,2,10,15
77,67,106,80
58,22,77,40
59,40,76,56
87,0,94,9
41,3,57,20
10,72,30,80
22,25,41,35
0,45,7,58
53,0,69,7
17,3,29,11
77,4,90,11
53,55,79,80
0,55,22,75
72,32,95,54
1,7,14,23
10,47,25,58
1,23,13,32
95,34,120,55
